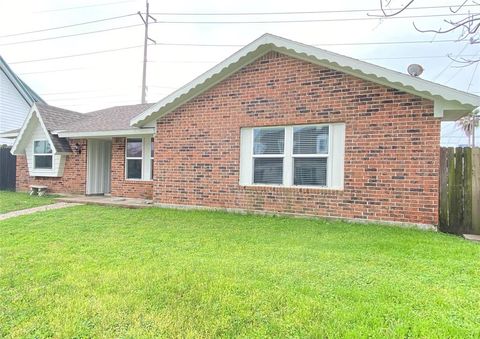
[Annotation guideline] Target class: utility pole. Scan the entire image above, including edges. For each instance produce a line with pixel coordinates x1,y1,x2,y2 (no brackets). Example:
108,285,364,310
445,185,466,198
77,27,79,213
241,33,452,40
138,1,156,104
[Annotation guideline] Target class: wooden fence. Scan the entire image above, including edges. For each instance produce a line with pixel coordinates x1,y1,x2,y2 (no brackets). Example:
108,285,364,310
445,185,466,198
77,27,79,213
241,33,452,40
439,147,480,235
0,146,16,191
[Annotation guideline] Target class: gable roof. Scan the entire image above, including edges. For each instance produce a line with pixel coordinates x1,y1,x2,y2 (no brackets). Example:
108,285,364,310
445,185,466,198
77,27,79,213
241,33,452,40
10,103,155,154
56,103,153,134
131,33,480,126
0,55,44,105
11,103,84,154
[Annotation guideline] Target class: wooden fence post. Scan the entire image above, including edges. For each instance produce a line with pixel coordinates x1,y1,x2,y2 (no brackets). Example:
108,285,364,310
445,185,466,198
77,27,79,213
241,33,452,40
464,148,473,232
439,148,449,229
472,148,480,234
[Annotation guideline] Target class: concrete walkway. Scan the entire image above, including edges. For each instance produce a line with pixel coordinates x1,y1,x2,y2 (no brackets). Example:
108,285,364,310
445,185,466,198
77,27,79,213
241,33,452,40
0,202,82,221
56,195,153,209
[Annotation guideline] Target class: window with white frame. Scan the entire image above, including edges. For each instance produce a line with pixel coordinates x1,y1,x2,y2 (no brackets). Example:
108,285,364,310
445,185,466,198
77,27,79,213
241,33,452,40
253,128,284,184
33,140,53,169
126,138,143,179
293,125,329,186
125,137,154,180
240,123,345,189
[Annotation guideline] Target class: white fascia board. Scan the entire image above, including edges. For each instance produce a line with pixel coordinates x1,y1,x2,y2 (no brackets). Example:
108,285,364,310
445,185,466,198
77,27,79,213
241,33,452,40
11,104,57,155
130,33,480,127
0,131,19,138
55,128,155,138
0,60,33,106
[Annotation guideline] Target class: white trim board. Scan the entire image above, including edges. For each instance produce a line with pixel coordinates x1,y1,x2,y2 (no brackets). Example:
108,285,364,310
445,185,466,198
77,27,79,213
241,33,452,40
11,104,57,155
55,128,155,138
131,33,480,127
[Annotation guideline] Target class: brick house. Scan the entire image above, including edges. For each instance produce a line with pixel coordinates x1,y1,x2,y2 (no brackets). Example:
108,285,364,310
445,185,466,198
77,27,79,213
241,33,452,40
4,34,480,226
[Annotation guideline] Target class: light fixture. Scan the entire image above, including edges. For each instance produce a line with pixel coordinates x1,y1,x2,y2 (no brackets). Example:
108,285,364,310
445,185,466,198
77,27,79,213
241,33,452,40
74,143,82,154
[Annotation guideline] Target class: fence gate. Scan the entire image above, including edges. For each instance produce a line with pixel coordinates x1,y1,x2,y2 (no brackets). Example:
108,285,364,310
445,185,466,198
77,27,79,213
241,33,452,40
439,147,480,235
0,146,16,191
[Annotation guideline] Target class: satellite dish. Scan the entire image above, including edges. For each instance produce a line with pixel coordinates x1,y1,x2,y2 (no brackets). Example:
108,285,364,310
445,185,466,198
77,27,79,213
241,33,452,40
407,64,424,77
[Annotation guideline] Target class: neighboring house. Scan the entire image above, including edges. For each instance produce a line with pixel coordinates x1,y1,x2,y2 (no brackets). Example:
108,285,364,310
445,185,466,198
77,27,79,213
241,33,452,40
0,56,44,145
3,34,480,226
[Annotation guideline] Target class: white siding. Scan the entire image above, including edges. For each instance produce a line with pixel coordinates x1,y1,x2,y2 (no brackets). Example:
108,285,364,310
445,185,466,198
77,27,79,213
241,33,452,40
24,117,66,177
0,69,30,145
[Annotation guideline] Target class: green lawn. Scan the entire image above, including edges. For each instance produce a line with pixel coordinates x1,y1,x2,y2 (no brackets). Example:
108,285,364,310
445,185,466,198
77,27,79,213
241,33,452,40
0,205,479,337
0,191,56,214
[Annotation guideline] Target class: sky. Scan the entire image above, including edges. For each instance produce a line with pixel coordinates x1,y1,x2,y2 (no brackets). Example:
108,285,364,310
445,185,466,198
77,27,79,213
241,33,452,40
0,0,479,144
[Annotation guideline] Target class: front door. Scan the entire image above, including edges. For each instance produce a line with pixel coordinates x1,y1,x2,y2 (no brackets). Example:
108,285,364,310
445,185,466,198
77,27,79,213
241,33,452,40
86,140,111,195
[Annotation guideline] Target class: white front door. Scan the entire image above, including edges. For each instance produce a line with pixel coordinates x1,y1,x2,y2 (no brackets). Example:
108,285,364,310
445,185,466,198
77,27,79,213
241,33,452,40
86,140,111,195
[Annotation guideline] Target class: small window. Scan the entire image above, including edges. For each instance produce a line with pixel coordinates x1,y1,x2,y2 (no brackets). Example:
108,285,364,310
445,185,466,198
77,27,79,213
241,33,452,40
253,128,285,184
126,138,142,179
150,138,154,180
33,140,53,169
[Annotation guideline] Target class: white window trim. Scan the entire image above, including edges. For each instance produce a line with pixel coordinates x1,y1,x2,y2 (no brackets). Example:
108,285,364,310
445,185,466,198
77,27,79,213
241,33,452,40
240,123,344,189
124,136,151,181
251,126,285,185
33,139,53,170
150,138,154,181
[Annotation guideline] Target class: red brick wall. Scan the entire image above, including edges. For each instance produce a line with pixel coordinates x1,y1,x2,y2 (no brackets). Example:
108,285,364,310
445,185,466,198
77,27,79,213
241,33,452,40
153,52,441,225
16,139,87,194
110,137,153,199
17,138,153,200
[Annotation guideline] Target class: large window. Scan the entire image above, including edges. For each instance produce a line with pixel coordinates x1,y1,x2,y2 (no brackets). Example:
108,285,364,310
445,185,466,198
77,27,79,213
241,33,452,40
240,123,345,189
33,140,53,169
126,138,143,179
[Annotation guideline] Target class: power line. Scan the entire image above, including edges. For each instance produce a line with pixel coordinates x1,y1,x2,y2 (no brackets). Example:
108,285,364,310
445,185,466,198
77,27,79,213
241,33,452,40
8,39,477,65
432,43,470,81
17,67,85,75
144,12,468,24
0,24,142,46
468,62,479,91
0,5,473,40
39,86,177,96
0,13,137,38
35,0,136,13
9,44,144,64
151,38,459,48
47,92,168,102
147,4,480,16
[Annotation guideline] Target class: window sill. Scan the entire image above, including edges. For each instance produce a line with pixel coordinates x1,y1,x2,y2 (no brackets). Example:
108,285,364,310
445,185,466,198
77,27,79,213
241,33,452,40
124,178,153,182
240,184,344,193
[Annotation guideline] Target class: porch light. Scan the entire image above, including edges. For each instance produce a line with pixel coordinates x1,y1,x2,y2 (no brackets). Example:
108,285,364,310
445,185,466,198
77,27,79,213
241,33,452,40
74,143,82,154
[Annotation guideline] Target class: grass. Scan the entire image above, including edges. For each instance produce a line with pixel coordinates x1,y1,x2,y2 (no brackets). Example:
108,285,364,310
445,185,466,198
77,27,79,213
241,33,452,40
0,205,479,337
0,191,56,214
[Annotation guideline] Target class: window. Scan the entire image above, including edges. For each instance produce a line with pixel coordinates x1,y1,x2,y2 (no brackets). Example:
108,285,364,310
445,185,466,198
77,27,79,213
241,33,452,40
150,138,154,180
253,128,284,184
293,125,329,186
33,140,53,169
239,123,345,189
126,138,142,179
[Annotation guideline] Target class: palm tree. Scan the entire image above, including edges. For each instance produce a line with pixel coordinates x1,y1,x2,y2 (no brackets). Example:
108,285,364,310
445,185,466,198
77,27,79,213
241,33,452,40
457,108,480,147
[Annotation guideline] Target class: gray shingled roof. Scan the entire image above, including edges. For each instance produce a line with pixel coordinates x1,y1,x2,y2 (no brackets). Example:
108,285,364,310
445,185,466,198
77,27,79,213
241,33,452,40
60,103,154,133
32,103,153,153
35,103,85,153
